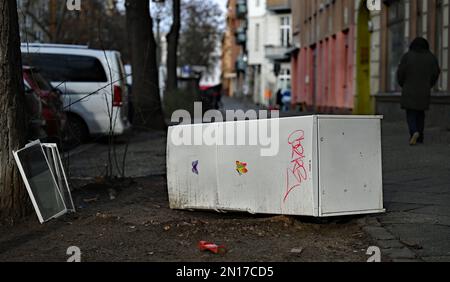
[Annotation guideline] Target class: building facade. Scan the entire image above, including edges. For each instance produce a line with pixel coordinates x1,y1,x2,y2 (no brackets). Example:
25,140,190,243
291,0,358,113
247,0,293,106
17,0,50,42
222,0,248,98
247,0,267,104
290,0,450,125
376,0,449,125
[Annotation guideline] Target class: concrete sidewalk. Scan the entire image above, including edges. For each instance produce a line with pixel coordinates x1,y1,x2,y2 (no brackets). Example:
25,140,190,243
373,121,450,261
221,96,450,261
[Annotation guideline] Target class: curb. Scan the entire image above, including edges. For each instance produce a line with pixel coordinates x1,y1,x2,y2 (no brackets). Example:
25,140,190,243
358,216,423,262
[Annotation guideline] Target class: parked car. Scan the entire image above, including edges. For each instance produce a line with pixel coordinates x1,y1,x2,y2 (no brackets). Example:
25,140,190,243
21,43,131,146
200,84,222,111
23,66,66,142
23,80,46,140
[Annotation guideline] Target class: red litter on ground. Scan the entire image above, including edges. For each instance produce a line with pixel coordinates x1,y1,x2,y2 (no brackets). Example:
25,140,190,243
198,241,226,254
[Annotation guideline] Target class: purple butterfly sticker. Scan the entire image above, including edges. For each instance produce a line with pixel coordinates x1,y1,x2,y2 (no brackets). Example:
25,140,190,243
192,160,199,175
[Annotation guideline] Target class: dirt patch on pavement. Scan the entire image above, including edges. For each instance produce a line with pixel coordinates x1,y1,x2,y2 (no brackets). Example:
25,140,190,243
0,176,375,262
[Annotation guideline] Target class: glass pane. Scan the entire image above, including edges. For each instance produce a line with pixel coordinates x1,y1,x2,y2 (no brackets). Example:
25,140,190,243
388,4,397,21
388,23,405,91
435,0,444,90
388,1,405,23
43,144,75,212
16,143,66,222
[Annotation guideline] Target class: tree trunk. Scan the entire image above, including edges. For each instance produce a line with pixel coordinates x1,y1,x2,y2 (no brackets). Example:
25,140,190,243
166,0,181,93
0,0,30,223
126,0,166,130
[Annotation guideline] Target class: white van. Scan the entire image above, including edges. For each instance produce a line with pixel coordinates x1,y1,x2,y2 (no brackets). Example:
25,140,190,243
21,44,131,145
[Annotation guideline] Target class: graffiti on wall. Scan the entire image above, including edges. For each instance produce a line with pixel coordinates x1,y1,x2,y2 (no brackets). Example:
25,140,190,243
284,130,308,202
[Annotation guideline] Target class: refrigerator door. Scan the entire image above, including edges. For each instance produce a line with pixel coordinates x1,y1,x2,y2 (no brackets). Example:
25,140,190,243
317,116,384,216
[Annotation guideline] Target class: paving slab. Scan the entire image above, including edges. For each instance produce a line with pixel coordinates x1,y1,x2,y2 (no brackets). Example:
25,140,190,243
366,121,450,262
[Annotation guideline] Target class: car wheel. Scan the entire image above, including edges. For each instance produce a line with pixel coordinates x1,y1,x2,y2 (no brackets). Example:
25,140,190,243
62,115,88,149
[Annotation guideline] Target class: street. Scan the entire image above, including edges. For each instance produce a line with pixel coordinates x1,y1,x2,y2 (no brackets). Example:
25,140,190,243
0,97,448,262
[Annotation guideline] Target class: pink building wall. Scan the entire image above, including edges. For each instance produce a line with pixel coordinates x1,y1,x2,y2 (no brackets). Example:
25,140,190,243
291,26,355,112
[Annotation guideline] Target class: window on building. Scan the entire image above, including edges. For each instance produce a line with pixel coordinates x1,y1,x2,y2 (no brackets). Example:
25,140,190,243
416,0,424,37
280,16,291,47
36,30,43,41
387,0,406,92
435,0,447,91
277,68,291,90
255,23,260,52
25,15,32,29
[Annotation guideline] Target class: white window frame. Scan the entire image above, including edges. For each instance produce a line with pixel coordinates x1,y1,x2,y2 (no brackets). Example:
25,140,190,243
43,143,76,212
280,16,291,47
13,140,74,223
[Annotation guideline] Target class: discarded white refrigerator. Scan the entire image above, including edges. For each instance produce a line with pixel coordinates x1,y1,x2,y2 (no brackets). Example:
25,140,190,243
167,115,384,217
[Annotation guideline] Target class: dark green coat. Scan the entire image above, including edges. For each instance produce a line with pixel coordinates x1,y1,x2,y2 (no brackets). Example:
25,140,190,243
396,39,441,111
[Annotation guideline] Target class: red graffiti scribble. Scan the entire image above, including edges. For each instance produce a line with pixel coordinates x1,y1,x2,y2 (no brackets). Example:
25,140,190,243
284,130,308,203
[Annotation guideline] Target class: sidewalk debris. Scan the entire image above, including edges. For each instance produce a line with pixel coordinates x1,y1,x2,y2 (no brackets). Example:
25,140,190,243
401,240,423,250
168,116,384,217
84,197,99,203
198,241,226,255
290,248,304,255
13,141,76,224
108,188,117,200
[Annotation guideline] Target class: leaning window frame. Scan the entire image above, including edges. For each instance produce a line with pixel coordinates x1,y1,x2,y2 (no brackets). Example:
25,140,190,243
13,140,68,223
42,143,76,212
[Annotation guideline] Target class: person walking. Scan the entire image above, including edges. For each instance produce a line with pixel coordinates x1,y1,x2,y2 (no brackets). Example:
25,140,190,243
281,88,292,112
397,37,441,145
276,88,283,110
